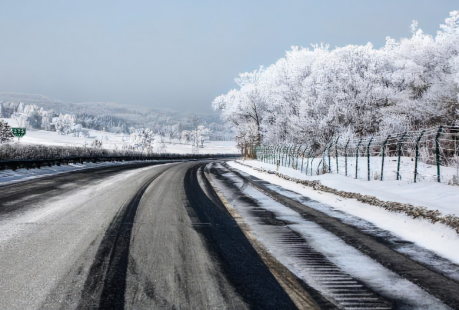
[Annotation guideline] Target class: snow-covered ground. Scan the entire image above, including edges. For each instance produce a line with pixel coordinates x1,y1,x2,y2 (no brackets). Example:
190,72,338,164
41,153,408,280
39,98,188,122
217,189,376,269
234,160,459,216
266,154,459,185
210,163,450,309
229,160,459,266
2,117,238,154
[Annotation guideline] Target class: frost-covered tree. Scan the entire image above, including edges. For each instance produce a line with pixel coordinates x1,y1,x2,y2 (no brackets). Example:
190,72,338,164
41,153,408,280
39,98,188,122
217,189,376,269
212,68,268,149
27,110,42,129
213,10,459,148
54,114,76,135
0,120,14,143
152,135,167,153
181,130,191,144
91,139,103,148
130,128,154,151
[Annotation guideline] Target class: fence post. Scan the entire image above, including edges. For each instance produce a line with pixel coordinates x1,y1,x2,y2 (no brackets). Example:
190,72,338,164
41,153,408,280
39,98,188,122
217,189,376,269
281,145,285,166
291,145,296,168
335,136,339,174
297,145,303,169
287,145,291,167
288,145,293,167
270,146,273,164
274,145,277,164
269,146,272,164
311,156,315,176
279,146,283,166
292,147,298,169
381,135,390,181
355,138,362,179
286,145,293,167
436,126,443,183
396,132,407,180
367,137,374,181
345,139,350,177
323,144,327,174
306,150,312,175
301,146,308,173
328,143,332,173
294,145,301,170
293,145,300,169
297,145,304,170
414,131,425,183
280,146,285,166
285,145,292,167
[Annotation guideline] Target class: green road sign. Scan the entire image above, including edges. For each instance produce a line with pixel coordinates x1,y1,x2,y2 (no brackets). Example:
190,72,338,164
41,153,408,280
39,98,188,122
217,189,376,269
11,127,26,138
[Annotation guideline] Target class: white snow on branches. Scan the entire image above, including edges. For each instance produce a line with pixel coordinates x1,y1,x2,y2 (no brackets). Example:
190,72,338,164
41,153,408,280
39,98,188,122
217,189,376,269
213,11,459,147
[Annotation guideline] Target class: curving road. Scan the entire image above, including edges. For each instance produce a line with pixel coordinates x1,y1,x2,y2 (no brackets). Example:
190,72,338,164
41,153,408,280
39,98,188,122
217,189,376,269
0,161,300,310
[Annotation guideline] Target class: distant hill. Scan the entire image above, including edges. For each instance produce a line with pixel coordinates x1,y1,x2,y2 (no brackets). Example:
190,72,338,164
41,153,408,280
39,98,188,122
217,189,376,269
0,92,223,130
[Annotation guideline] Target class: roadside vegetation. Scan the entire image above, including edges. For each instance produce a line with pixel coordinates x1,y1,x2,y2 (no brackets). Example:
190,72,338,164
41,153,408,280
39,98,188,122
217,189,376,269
213,11,459,154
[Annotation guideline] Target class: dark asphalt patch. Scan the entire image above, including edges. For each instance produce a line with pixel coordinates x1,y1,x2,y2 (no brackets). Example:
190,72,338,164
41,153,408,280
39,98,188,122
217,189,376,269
183,164,298,310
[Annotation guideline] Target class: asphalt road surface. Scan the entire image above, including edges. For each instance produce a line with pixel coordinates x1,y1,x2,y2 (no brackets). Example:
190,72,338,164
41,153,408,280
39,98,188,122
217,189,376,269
0,161,299,309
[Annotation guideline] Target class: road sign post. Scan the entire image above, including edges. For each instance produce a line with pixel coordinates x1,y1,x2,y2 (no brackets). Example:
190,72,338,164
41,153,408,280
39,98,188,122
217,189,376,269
11,128,26,142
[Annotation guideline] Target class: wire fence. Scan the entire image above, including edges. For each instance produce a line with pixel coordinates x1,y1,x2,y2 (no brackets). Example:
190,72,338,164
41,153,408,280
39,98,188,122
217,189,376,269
256,125,459,186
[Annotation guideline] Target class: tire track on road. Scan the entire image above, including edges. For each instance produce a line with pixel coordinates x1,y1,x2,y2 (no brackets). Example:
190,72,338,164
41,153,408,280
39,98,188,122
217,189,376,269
184,163,299,309
223,162,459,309
77,168,168,310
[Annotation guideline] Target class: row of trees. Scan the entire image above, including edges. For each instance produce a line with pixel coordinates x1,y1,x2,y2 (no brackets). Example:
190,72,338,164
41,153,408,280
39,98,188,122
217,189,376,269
213,11,459,152
128,119,211,152
0,102,89,136
1,100,234,145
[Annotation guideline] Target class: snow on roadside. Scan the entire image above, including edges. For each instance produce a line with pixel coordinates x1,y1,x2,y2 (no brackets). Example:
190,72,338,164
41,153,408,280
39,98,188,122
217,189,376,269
0,160,173,186
211,164,449,309
2,117,239,154
235,160,459,216
228,160,459,265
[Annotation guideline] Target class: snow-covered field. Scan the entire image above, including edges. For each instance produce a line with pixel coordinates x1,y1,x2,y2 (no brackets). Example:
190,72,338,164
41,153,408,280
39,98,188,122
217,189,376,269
1,117,238,154
229,160,459,265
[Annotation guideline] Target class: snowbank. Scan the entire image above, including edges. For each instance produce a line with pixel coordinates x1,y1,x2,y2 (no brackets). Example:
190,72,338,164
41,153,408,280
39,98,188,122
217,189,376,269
228,160,459,264
233,160,459,216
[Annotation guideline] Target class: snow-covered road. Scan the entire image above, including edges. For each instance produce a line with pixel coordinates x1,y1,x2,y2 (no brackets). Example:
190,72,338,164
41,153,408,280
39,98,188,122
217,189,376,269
2,159,458,309
208,162,458,309
0,161,298,309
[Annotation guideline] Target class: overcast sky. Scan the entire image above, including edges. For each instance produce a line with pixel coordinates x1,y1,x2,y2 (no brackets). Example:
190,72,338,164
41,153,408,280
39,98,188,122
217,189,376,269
0,0,457,112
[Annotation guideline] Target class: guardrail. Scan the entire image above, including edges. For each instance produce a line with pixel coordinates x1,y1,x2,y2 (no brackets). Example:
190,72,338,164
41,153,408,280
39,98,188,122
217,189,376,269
0,154,240,170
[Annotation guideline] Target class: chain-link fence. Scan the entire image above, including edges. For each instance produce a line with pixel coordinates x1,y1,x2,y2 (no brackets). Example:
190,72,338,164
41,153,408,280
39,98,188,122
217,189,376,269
256,125,459,186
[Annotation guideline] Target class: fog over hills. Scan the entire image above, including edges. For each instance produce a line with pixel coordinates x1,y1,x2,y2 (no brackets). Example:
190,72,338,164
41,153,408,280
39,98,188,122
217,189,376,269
0,92,223,131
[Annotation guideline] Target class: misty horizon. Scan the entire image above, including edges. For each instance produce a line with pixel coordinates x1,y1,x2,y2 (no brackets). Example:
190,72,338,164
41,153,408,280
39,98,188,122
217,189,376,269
0,0,457,113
